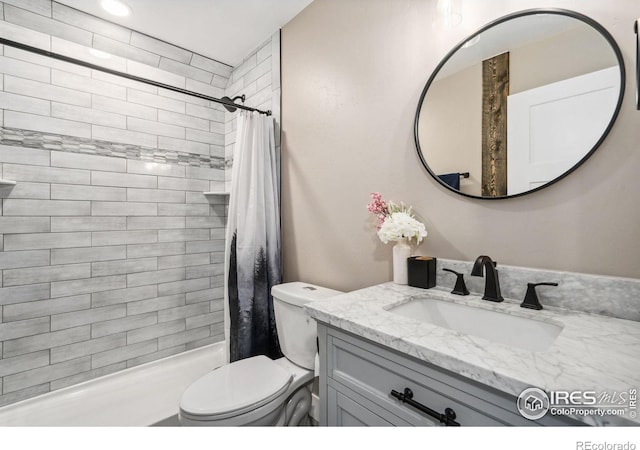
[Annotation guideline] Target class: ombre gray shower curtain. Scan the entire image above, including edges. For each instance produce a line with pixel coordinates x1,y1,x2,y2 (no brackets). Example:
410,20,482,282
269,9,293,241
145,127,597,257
225,111,282,362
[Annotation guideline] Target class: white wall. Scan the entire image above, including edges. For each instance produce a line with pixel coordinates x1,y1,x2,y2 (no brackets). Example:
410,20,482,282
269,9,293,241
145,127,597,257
281,0,640,293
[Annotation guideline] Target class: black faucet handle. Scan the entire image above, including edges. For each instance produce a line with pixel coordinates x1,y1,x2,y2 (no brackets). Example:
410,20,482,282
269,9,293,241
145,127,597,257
521,282,558,310
442,268,470,296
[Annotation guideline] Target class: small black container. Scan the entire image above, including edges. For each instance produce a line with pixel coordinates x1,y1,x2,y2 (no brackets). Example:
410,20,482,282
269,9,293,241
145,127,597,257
407,256,437,289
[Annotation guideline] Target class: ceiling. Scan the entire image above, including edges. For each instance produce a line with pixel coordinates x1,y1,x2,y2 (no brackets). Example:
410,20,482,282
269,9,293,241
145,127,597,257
436,14,584,80
56,0,314,67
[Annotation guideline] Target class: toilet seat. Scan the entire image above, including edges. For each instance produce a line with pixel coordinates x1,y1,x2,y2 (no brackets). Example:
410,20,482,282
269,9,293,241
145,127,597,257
179,355,293,421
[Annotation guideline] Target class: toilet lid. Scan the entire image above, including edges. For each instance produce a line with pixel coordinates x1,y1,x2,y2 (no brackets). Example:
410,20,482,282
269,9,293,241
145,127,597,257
180,355,293,418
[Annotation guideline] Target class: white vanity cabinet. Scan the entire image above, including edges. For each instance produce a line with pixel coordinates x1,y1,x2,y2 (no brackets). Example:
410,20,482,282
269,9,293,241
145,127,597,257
318,324,582,427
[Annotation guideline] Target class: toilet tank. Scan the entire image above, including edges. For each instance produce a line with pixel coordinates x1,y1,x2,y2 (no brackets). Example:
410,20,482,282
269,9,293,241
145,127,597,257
271,282,343,370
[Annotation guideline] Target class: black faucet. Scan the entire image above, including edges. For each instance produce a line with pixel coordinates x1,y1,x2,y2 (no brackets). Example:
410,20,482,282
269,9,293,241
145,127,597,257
470,255,504,302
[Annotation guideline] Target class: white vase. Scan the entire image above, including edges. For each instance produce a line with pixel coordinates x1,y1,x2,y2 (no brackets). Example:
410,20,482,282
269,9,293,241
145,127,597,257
392,238,411,284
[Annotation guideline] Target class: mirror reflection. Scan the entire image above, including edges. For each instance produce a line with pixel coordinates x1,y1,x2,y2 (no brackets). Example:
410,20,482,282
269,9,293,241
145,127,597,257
415,11,624,198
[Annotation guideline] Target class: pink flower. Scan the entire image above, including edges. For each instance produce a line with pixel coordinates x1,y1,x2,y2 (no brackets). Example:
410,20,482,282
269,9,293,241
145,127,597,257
367,192,388,215
367,192,389,229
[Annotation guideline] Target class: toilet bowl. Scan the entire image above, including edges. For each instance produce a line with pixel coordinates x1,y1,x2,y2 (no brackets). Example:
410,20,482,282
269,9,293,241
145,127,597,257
178,282,343,426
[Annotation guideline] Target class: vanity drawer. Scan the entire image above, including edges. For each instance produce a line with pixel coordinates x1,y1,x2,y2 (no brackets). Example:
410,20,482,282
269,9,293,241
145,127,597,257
327,334,510,426
325,327,546,426
327,385,407,426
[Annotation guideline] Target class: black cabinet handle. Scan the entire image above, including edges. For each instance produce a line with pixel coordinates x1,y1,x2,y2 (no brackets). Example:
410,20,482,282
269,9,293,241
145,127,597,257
390,388,460,426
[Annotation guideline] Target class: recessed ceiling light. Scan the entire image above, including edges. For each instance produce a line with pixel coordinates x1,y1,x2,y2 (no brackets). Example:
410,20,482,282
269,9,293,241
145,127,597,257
100,0,131,17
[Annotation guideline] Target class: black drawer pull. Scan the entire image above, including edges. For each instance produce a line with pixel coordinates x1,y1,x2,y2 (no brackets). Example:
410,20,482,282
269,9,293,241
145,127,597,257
390,388,460,426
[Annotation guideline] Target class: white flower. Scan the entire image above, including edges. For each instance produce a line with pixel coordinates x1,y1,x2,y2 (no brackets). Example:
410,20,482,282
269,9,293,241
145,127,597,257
377,211,427,244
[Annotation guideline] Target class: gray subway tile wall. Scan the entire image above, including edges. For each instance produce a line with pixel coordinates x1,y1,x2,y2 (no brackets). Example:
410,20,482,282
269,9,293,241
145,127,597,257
91,285,158,308
0,1,280,408
51,3,130,43
224,31,281,191
0,0,241,407
50,333,126,365
50,217,127,232
92,34,161,67
3,326,91,359
3,46,85,76
4,5,93,47
3,294,91,322
4,75,92,106
3,1,52,18
50,246,126,265
0,20,51,51
2,357,92,394
0,92,50,116
1,182,50,201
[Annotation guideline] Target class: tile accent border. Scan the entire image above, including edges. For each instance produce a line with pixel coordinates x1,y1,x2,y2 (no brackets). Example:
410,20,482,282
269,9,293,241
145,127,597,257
0,126,225,170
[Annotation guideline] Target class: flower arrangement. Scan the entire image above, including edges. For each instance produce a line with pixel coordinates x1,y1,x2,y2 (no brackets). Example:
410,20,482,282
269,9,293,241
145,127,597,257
367,192,427,245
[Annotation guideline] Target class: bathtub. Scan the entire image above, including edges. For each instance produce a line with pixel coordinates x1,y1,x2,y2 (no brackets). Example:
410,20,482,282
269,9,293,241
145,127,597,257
0,342,225,426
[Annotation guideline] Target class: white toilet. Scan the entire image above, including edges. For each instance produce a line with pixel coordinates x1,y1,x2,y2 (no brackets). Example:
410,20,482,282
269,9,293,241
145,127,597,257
178,282,342,426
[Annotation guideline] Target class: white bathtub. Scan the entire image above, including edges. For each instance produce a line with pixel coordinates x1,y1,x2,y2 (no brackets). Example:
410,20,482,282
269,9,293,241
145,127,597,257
0,342,225,426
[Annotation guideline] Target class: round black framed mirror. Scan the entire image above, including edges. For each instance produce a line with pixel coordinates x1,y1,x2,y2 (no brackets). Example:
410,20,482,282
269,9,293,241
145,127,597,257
414,9,625,199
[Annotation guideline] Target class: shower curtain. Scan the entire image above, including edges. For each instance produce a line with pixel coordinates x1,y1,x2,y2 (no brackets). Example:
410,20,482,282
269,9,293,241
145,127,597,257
225,111,282,362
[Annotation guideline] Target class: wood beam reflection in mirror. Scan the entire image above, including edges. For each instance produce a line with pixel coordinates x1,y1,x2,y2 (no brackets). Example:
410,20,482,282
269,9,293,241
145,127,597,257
481,52,509,197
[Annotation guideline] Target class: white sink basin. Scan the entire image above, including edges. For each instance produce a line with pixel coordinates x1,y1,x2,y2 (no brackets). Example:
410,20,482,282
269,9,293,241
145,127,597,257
388,297,563,352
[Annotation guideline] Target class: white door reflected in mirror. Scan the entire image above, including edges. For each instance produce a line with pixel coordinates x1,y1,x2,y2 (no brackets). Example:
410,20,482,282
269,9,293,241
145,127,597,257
507,66,620,196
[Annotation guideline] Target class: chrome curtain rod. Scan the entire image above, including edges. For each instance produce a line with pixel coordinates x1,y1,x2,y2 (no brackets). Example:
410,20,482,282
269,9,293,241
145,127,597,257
0,38,272,116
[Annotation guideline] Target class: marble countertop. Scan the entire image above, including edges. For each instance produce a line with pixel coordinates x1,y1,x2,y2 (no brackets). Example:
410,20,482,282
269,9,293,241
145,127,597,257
305,283,640,426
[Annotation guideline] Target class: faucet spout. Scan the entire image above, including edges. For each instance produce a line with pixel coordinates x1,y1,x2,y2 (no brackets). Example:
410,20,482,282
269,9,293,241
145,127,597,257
471,255,504,302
